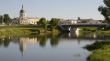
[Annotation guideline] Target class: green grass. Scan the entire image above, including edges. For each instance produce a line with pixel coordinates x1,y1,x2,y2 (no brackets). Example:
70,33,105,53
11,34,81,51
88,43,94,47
85,41,110,61
0,25,60,36
96,30,110,36
80,27,97,31
79,27,110,36
0,28,32,36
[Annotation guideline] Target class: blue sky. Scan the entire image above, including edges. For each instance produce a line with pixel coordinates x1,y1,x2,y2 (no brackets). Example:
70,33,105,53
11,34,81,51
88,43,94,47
0,0,104,20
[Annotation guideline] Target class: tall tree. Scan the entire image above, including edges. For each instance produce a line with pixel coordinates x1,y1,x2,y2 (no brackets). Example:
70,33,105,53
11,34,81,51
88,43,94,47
49,18,60,29
3,14,11,25
0,15,3,24
38,18,47,29
98,0,110,23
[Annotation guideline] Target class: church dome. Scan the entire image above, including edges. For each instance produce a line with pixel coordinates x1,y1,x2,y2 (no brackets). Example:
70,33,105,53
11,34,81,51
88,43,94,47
20,5,25,13
19,5,27,18
20,9,25,13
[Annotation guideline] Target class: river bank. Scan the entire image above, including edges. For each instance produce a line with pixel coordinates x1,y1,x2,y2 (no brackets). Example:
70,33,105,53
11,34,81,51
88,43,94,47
79,27,110,36
1,26,110,37
0,25,60,37
84,41,110,61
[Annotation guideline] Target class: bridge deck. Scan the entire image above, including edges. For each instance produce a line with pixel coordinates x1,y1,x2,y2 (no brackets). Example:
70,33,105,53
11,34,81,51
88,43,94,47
61,23,108,27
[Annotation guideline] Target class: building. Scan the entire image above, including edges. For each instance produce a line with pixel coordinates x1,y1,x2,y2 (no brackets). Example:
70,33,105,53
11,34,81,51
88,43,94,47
12,5,40,25
59,19,78,25
58,18,103,25
77,19,102,24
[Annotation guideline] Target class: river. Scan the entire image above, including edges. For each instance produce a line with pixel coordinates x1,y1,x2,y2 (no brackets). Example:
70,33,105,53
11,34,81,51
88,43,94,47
0,32,109,61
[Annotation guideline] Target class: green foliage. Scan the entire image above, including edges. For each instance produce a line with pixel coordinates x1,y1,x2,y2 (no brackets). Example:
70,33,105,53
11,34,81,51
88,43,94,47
3,14,11,25
84,41,110,51
38,18,47,29
98,0,110,23
0,28,32,36
80,27,97,32
86,41,110,61
0,25,60,36
0,15,3,24
49,18,60,29
104,0,110,7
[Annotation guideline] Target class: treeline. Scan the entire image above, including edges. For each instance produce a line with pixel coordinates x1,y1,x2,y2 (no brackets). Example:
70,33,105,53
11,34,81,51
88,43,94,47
37,18,60,30
0,14,11,25
0,14,61,31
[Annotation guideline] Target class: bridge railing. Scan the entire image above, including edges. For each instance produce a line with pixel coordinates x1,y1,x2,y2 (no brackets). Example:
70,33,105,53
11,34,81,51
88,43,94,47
60,23,108,25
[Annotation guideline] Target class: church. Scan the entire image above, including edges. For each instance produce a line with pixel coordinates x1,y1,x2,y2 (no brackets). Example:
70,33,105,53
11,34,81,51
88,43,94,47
12,5,40,25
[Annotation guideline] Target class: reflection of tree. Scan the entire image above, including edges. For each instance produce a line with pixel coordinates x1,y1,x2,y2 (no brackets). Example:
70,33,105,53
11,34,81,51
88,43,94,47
0,39,3,46
38,35,47,47
0,37,11,47
4,38,11,47
50,34,59,47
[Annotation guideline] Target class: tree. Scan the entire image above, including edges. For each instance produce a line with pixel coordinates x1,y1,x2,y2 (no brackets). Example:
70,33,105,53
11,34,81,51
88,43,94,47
3,14,11,25
49,18,60,29
78,17,81,20
0,15,3,24
98,0,110,23
38,18,47,29
104,0,110,7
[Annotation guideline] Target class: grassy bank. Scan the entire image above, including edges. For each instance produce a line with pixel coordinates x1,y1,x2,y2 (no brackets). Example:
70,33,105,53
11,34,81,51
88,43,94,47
0,28,35,36
79,27,110,36
84,41,110,61
0,25,60,36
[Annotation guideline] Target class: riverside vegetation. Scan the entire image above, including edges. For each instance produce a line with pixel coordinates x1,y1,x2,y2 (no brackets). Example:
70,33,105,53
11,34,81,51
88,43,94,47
79,27,110,61
79,27,110,36
0,25,60,37
0,17,61,36
85,41,110,61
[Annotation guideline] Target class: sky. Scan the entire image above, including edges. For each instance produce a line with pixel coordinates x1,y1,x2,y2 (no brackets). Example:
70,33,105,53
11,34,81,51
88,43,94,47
0,0,104,20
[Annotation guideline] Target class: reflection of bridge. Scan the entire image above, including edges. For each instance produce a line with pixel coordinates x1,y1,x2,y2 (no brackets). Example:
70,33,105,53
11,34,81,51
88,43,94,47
60,23,108,31
59,33,110,41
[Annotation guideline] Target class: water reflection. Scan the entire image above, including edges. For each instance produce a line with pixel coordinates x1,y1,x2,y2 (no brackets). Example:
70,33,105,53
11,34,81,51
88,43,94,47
0,35,60,56
0,37,12,47
75,28,80,37
0,33,109,54
0,33,110,61
19,37,38,56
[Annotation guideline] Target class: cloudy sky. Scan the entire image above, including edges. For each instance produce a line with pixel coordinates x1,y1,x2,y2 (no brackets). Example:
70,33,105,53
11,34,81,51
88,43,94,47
0,0,104,20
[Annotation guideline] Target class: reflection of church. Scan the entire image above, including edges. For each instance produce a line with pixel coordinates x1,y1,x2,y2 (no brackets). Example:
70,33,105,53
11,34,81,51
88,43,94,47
19,37,39,56
12,5,40,25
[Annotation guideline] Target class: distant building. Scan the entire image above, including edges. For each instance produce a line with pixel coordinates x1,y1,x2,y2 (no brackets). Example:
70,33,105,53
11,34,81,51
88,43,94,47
12,5,40,25
77,18,102,24
59,18,103,25
59,19,78,25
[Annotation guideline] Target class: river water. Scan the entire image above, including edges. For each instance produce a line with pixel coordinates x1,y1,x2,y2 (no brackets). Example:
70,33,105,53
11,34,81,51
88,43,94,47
0,33,108,61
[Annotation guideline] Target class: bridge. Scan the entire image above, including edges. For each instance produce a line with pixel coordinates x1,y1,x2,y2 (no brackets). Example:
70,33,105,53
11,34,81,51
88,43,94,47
59,23,109,31
61,23,108,27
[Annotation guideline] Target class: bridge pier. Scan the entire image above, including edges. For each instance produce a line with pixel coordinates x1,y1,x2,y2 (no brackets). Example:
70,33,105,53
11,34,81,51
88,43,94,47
59,25,80,33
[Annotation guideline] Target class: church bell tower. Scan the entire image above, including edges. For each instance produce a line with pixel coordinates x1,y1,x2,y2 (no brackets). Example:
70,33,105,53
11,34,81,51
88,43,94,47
19,5,26,19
